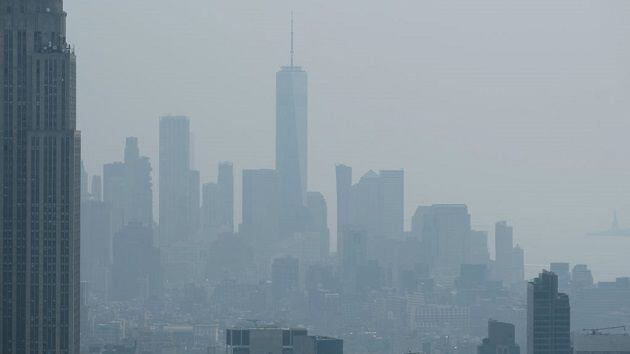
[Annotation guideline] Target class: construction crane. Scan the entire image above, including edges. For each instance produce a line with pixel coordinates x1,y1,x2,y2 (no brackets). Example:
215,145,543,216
582,326,627,335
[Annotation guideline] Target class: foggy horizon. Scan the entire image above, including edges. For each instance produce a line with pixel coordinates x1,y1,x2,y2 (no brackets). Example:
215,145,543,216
72,0,630,280
4,0,630,353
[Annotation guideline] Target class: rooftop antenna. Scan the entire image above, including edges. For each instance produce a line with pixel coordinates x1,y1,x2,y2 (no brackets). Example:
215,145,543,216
290,10,295,67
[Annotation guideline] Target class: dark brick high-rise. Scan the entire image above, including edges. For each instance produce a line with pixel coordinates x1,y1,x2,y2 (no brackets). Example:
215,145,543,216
1,0,80,352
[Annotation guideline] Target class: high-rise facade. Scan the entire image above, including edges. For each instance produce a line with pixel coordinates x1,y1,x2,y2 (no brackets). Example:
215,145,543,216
201,162,234,242
495,221,525,287
226,327,343,354
341,168,405,240
379,169,404,238
80,200,111,298
550,262,570,291
348,170,381,237
276,35,308,236
90,174,102,201
111,222,161,301
495,221,513,264
1,1,80,352
527,270,571,354
216,161,234,233
240,169,280,242
159,116,191,245
478,320,520,354
335,164,352,255
417,204,471,276
122,137,153,227
103,161,125,232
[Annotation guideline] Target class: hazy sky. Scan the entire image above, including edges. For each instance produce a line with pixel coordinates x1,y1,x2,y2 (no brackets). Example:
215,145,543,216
69,0,630,280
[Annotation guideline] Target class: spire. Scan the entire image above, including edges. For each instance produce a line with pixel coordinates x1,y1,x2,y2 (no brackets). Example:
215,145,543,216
612,210,619,230
290,11,295,67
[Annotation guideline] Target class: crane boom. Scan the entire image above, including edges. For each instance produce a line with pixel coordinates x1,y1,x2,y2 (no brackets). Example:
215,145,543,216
582,326,627,335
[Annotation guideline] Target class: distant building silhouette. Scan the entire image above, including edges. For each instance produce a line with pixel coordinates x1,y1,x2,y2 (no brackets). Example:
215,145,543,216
272,256,300,301
103,137,153,234
571,264,594,290
217,162,234,232
111,222,161,301
527,270,571,354
122,137,153,227
103,161,126,232
574,333,630,354
276,24,308,237
201,162,234,242
571,277,630,329
495,221,525,287
307,191,328,233
468,230,490,265
187,169,201,238
81,200,112,298
335,164,353,257
159,116,192,245
240,169,280,266
294,335,344,354
380,170,404,238
91,174,103,201
339,229,368,292
550,262,570,291
478,320,520,354
414,204,471,276
82,161,90,202
339,168,405,240
226,327,342,354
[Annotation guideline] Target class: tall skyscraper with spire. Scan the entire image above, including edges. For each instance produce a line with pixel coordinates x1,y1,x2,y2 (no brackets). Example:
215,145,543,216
1,0,80,352
276,13,308,235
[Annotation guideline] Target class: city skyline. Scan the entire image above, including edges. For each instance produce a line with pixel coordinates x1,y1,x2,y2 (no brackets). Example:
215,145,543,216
5,1,630,353
70,1,630,281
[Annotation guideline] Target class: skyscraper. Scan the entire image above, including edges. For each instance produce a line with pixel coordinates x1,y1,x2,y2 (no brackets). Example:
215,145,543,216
478,320,520,354
348,170,382,238
81,161,89,202
417,204,471,276
216,161,234,233
80,199,112,298
495,221,525,287
90,174,102,201
103,161,125,232
201,162,234,242
495,221,513,265
111,222,161,301
225,327,342,354
187,169,201,237
102,137,153,235
202,182,219,239
342,168,405,240
527,270,571,354
276,16,308,236
1,1,80,352
123,137,153,227
550,262,570,291
335,164,352,255
159,116,191,245
379,169,404,238
240,169,280,247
